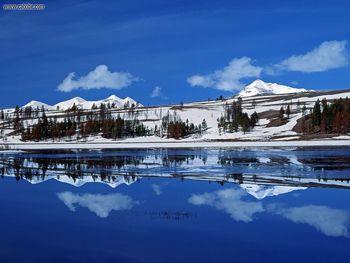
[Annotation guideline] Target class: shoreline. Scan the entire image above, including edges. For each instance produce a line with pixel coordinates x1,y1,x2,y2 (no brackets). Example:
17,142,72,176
1,139,350,150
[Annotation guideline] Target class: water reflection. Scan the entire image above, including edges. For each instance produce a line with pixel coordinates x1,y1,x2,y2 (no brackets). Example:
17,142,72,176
189,188,350,237
276,205,350,238
151,183,167,196
57,192,139,218
1,148,350,200
189,188,264,222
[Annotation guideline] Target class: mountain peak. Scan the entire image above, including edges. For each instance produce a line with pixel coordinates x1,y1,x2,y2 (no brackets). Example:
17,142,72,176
106,95,121,100
23,100,53,110
248,79,266,86
70,97,86,102
238,80,308,98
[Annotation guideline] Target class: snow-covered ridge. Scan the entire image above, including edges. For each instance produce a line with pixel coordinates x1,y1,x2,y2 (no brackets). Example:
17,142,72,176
238,79,309,97
23,95,142,110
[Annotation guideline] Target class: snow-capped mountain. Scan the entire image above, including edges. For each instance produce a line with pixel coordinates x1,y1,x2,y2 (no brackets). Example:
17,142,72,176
100,95,139,109
55,97,87,110
23,100,54,110
22,95,143,110
238,80,309,97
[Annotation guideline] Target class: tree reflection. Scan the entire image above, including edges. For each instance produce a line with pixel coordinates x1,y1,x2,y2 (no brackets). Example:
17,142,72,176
0,151,349,190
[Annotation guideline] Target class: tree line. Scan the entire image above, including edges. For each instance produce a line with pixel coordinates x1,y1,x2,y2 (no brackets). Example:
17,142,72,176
21,112,150,141
161,112,206,139
16,104,206,141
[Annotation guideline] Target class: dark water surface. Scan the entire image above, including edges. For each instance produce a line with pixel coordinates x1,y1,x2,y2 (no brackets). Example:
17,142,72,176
0,147,349,263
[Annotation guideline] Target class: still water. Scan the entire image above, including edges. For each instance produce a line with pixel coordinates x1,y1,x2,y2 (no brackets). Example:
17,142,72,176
0,147,349,263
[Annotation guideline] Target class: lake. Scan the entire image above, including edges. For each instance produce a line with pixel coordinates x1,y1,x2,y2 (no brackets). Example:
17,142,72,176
0,147,349,263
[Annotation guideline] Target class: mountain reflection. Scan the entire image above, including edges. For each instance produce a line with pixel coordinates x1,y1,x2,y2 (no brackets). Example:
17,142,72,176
0,149,350,199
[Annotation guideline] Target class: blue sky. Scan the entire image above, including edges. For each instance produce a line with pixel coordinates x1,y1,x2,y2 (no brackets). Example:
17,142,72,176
1,0,350,107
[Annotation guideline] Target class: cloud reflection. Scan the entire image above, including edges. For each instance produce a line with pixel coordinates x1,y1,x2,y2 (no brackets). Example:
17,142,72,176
188,189,350,237
57,192,139,218
151,183,169,196
151,184,163,195
277,205,350,238
188,188,264,222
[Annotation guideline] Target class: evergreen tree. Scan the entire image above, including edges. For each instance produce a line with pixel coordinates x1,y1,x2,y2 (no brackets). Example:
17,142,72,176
312,99,321,126
14,105,21,131
286,105,291,119
250,112,259,127
279,107,285,120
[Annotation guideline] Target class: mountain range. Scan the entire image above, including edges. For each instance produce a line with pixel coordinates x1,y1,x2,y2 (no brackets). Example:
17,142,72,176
21,80,311,110
23,95,142,110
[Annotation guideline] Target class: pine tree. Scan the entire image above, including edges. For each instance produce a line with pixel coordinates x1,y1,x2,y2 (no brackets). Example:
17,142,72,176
312,99,321,126
286,105,291,119
250,112,259,127
279,107,285,120
14,105,21,131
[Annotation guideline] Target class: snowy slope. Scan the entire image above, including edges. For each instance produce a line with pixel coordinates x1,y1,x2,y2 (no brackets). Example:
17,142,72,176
3,79,350,149
238,79,309,97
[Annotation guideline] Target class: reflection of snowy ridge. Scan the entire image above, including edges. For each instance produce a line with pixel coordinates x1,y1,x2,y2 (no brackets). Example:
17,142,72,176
11,174,137,188
239,184,306,200
3,169,350,200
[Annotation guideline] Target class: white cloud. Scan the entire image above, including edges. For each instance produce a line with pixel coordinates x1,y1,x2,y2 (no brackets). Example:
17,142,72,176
151,86,167,99
277,205,350,237
151,86,161,97
57,65,139,92
188,188,264,222
270,40,348,74
57,191,139,218
187,57,262,91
